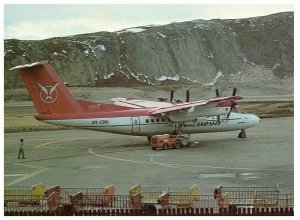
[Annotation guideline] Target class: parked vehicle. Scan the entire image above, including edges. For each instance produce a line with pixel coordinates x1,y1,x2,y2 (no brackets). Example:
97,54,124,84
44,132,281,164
151,134,190,150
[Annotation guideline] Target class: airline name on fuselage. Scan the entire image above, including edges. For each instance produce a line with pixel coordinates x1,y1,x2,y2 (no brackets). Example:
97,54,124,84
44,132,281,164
180,121,222,128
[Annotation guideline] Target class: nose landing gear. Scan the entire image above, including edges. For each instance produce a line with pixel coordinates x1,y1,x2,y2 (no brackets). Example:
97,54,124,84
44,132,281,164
238,129,246,138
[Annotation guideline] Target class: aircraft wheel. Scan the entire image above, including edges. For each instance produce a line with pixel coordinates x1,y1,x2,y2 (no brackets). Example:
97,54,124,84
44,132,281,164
147,136,152,141
171,130,178,135
239,133,246,138
174,140,181,149
238,130,246,138
152,147,156,150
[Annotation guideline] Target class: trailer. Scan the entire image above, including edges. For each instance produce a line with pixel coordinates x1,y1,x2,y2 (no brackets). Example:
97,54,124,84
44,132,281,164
4,183,50,212
129,185,199,209
213,185,281,208
4,183,45,206
45,185,118,211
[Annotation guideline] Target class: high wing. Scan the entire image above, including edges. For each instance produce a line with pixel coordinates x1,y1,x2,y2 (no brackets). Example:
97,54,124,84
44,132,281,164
112,96,243,122
149,96,242,114
111,98,174,109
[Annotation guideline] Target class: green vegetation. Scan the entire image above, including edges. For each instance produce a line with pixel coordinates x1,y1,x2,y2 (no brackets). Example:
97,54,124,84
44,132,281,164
4,105,67,132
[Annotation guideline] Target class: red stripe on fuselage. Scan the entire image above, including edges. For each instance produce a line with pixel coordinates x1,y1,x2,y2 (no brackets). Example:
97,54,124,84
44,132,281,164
35,108,154,120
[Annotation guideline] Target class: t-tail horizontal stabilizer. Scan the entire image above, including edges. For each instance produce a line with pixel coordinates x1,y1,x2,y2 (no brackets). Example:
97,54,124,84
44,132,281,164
10,60,83,115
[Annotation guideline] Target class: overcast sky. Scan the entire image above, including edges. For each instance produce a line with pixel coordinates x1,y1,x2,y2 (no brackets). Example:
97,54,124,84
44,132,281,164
4,3,294,40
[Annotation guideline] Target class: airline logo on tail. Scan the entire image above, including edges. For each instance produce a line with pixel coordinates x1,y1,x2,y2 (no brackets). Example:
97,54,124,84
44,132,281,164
37,82,59,103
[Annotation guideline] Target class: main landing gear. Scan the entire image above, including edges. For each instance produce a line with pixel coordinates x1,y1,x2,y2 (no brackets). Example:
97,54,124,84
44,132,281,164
238,129,246,138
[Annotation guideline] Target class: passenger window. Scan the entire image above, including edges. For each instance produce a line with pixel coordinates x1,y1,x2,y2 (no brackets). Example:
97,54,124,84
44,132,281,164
151,119,154,123
146,119,149,123
156,119,160,122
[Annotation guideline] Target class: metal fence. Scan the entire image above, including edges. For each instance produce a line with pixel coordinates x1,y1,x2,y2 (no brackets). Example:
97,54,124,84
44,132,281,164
4,207,294,216
5,195,52,212
213,185,293,208
4,184,294,215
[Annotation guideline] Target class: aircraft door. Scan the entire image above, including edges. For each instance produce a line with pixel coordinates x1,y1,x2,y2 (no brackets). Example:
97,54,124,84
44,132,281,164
131,117,140,134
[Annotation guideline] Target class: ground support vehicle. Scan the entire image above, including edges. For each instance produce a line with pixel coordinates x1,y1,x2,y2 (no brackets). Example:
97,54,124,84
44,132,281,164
151,134,190,150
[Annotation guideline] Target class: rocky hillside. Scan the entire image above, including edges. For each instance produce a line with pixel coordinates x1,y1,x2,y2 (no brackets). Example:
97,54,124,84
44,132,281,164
4,12,293,89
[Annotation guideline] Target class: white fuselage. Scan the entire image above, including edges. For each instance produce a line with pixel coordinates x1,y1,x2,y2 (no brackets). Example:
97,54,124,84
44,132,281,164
41,112,260,136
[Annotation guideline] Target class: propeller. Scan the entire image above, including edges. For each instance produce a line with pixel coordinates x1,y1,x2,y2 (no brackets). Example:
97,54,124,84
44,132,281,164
227,87,238,119
215,88,222,122
214,87,239,121
169,89,190,103
215,89,220,97
232,87,237,96
170,90,174,102
186,90,190,102
227,102,238,119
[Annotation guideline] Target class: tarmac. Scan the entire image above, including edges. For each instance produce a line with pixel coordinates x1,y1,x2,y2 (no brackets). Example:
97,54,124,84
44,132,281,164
4,116,294,195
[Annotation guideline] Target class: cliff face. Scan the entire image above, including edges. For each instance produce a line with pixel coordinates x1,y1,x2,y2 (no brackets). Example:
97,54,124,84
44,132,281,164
4,12,293,89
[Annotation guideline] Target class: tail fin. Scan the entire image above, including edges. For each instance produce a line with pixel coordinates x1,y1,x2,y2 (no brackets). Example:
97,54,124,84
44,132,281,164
10,61,82,114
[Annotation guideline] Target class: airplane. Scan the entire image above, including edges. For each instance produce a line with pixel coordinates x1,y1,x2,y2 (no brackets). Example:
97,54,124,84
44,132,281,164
10,60,260,141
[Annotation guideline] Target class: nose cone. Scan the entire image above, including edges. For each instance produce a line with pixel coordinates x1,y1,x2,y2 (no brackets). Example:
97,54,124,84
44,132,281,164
250,114,260,126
